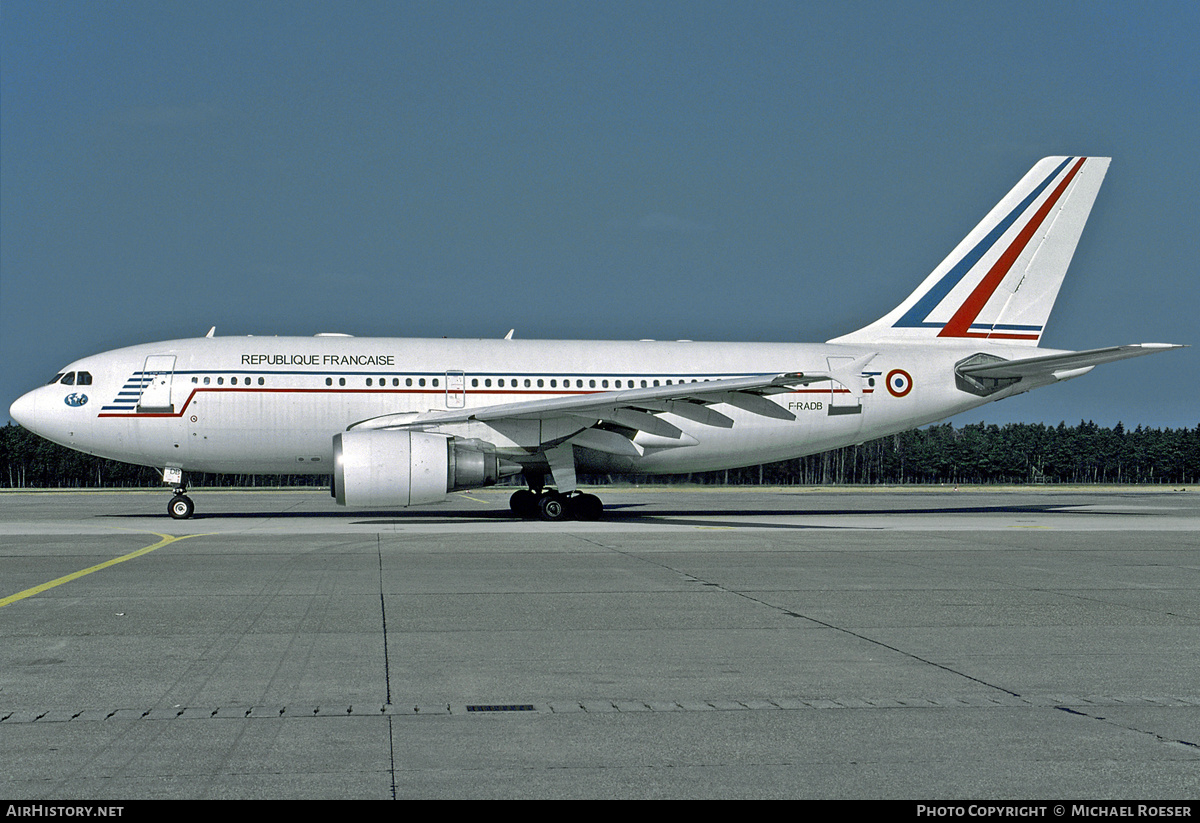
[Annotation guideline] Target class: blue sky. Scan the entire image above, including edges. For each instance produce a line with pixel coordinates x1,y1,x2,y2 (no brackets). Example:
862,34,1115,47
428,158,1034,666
2,1,1196,429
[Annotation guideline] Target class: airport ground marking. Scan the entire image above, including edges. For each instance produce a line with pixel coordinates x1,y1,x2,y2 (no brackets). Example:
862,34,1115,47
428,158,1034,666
0,531,210,608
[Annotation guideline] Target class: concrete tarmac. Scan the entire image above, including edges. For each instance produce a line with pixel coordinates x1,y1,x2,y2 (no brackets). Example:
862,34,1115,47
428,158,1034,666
1,486,1197,799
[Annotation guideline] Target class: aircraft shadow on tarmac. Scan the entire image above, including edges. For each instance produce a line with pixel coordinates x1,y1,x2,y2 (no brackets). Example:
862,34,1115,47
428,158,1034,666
100,500,1152,530
346,502,1153,530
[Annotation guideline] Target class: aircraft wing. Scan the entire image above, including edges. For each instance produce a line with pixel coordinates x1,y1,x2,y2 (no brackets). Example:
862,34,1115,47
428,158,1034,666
347,366,865,453
958,343,1184,380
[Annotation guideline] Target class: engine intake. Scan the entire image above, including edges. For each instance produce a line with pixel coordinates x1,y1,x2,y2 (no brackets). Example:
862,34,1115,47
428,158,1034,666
333,430,506,507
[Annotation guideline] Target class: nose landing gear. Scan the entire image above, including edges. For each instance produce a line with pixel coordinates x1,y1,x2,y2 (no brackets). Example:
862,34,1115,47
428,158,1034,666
163,468,194,519
168,492,195,520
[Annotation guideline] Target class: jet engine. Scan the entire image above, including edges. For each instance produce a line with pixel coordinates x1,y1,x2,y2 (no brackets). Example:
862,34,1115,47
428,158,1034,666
333,430,508,507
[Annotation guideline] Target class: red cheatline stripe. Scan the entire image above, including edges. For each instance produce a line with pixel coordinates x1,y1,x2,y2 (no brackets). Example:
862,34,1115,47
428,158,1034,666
95,384,871,418
938,157,1087,339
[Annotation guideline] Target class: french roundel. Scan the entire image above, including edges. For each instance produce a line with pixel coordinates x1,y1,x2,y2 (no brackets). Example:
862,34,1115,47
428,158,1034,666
885,369,913,398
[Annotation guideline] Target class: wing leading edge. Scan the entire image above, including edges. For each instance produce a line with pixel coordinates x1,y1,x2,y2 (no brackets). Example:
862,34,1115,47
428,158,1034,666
348,359,876,454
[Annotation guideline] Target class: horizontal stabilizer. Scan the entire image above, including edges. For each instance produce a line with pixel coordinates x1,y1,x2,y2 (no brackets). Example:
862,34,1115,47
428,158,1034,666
958,343,1184,379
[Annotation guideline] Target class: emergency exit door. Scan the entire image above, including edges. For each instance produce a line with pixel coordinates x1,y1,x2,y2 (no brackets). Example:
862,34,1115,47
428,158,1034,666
445,370,466,408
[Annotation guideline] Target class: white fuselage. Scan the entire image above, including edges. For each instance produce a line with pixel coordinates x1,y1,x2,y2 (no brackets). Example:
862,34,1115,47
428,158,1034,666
11,334,1046,477
10,156,1181,515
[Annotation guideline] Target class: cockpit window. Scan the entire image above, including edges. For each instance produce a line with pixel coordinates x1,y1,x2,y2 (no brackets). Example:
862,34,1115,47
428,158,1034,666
60,372,76,386
48,373,65,385
76,371,92,385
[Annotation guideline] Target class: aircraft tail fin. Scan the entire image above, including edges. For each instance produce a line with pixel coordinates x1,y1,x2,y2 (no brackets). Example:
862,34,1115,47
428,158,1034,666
829,156,1110,347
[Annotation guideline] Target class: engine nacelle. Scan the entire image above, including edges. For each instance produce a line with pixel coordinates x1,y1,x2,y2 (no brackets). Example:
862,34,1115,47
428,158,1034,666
332,430,504,507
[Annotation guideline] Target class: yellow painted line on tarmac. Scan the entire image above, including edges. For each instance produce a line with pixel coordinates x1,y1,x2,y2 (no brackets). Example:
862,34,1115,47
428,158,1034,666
0,532,209,609
455,493,493,505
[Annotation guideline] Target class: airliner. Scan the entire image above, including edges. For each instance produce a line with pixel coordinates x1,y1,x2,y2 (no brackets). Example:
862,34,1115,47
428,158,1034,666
8,157,1183,520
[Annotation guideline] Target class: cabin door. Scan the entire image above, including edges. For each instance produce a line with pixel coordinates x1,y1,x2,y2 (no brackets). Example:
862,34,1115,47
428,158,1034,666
137,355,177,413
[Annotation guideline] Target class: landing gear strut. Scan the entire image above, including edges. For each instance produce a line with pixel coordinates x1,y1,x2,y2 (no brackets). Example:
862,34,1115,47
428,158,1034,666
509,488,603,521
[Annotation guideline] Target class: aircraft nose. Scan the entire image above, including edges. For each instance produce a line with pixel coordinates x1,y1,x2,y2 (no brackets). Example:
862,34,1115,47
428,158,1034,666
9,390,40,430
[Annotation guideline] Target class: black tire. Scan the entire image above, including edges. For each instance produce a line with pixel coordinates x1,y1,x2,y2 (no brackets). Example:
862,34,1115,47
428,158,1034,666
168,494,194,520
572,493,603,521
537,493,570,522
510,489,538,518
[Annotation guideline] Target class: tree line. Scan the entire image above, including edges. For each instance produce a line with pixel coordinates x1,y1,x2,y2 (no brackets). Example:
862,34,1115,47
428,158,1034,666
646,420,1199,486
2,420,1197,489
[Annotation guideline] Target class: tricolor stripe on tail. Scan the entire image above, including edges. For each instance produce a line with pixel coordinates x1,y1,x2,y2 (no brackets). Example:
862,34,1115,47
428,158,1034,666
831,156,1110,347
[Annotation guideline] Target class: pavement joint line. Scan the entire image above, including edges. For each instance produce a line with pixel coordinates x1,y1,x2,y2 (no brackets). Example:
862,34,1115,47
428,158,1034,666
6,694,1197,722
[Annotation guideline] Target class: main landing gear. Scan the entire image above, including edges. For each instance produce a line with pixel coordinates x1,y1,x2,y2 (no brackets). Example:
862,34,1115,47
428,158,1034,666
509,488,603,522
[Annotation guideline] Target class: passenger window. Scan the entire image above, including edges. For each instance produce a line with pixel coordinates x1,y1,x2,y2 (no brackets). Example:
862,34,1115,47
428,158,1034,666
338,378,345,386
205,377,211,385
258,377,265,385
